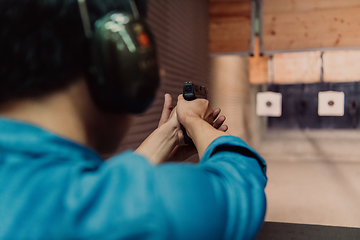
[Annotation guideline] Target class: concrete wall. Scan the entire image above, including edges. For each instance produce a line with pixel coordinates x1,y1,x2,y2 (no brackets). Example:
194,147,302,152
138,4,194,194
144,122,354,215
210,55,266,149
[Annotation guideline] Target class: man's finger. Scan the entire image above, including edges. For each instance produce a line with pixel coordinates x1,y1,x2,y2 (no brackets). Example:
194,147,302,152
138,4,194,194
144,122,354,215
213,108,221,120
213,115,226,129
159,94,173,127
218,125,228,132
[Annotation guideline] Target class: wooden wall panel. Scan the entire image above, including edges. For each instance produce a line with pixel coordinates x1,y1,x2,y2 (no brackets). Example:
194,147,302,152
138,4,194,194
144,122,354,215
273,52,321,84
262,0,360,53
323,51,360,82
209,0,251,54
264,0,360,13
250,36,269,84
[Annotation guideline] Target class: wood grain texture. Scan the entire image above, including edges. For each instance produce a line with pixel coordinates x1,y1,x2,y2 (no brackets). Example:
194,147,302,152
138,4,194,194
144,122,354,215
273,52,321,84
263,0,360,13
323,50,360,82
250,36,269,84
262,0,360,52
209,0,251,54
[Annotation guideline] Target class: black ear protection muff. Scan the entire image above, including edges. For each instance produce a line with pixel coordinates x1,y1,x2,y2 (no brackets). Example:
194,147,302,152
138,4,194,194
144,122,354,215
78,0,160,113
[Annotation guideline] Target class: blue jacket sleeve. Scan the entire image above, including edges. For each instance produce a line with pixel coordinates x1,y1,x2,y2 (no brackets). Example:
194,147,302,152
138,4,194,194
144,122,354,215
58,136,267,240
0,136,266,240
153,136,267,240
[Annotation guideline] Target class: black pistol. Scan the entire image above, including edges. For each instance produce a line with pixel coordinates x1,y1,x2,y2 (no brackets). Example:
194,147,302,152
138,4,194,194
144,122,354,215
182,82,208,144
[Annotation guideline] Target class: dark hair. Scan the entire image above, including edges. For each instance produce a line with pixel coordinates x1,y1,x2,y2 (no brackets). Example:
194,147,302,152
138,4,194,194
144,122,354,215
0,0,147,103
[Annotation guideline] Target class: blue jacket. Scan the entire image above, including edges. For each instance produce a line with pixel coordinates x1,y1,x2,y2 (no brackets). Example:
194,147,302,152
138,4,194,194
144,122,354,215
0,118,267,240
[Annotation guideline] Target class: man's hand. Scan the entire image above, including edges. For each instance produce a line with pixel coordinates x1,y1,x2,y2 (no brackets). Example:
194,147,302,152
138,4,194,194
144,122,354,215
158,93,174,128
176,95,228,132
160,94,228,162
136,93,228,164
176,94,229,159
159,94,228,136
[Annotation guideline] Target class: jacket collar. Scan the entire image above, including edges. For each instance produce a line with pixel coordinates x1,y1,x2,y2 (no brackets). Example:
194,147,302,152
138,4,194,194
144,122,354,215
0,117,102,163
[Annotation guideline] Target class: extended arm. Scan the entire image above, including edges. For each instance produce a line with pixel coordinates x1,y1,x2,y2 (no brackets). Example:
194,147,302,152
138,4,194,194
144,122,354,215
153,136,267,240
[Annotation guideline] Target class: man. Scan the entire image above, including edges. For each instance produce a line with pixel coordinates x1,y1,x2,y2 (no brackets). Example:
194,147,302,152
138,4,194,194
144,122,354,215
0,0,267,239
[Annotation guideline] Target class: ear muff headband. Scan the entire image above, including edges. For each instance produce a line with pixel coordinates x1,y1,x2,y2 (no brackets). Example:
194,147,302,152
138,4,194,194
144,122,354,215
78,0,93,38
78,0,160,113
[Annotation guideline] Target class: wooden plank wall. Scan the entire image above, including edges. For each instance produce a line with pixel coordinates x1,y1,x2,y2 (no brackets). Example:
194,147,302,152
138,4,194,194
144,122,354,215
262,0,360,53
210,0,360,84
273,52,321,84
209,0,251,54
251,50,360,84
323,51,360,82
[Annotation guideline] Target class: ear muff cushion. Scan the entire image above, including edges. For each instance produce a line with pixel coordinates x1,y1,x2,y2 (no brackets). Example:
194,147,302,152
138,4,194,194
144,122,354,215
86,11,159,113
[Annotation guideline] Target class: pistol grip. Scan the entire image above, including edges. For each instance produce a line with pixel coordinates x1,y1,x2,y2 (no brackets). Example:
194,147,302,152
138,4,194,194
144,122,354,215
182,125,193,145
182,82,207,145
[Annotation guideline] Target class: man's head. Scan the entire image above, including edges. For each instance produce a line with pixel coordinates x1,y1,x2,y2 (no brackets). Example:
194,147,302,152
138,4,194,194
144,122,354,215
0,0,150,104
0,0,153,156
